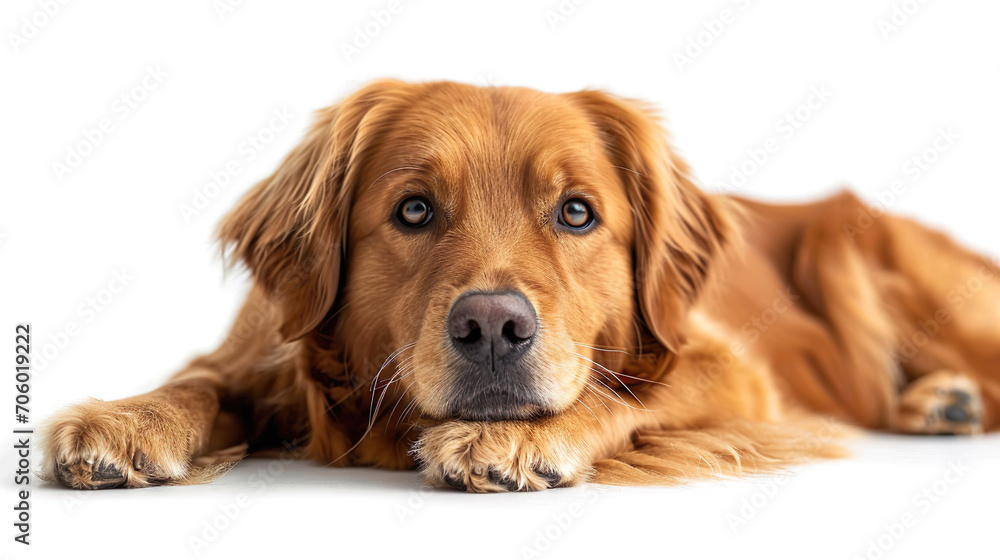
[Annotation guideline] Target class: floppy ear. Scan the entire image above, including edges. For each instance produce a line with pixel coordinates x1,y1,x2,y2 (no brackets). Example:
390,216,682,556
570,91,731,352
218,80,408,340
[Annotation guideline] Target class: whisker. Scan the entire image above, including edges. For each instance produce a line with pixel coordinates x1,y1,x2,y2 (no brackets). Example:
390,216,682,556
609,370,669,387
573,342,633,356
587,377,652,412
366,166,421,191
613,165,644,178
573,352,658,412
371,343,416,390
371,371,403,426
384,385,412,436
319,342,416,468
395,396,420,432
588,375,633,407
374,362,416,391
399,401,424,438
585,385,616,419
575,396,604,427
571,351,668,387
587,365,650,411
573,352,670,392
369,343,416,425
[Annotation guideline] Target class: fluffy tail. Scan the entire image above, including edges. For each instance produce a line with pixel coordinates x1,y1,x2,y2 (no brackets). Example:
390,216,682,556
591,417,850,486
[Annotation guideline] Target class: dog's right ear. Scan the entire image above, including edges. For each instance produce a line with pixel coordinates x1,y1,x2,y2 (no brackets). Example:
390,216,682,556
218,80,409,341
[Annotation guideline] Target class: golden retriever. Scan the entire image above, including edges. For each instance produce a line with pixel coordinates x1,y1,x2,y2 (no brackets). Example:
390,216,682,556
41,80,1000,492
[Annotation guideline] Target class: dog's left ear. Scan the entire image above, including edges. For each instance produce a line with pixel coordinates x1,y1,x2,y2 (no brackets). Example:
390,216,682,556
570,91,732,353
218,80,410,340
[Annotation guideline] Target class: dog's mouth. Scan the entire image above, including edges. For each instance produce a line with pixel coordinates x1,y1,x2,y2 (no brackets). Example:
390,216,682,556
441,360,556,421
445,394,550,422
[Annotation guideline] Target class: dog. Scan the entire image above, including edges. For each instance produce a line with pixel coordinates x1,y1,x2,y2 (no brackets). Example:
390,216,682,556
40,79,999,492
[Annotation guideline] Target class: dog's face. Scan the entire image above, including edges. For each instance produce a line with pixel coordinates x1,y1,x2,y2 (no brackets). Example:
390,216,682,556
341,85,639,421
220,80,727,422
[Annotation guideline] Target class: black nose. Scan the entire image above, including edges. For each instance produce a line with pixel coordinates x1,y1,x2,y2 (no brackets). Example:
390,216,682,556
448,291,537,369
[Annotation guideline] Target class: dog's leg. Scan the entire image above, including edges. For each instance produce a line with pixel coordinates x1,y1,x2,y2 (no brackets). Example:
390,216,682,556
894,370,985,435
781,192,1000,433
875,215,1000,432
39,288,305,489
39,370,231,489
414,399,646,492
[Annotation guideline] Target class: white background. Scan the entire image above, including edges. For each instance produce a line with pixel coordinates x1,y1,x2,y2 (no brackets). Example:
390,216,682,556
2,0,999,558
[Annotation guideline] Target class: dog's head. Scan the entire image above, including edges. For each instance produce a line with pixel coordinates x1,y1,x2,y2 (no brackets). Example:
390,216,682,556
220,80,728,421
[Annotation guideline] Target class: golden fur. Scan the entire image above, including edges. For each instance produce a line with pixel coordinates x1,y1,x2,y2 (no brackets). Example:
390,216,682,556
40,80,1000,491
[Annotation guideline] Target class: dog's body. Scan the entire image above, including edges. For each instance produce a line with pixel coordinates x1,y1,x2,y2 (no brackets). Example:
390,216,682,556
42,80,1000,491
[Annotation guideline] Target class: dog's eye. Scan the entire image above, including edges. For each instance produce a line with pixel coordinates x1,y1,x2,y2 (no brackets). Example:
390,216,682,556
559,199,593,229
397,196,433,228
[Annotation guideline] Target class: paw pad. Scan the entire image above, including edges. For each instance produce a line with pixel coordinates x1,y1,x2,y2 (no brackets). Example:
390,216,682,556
897,372,984,435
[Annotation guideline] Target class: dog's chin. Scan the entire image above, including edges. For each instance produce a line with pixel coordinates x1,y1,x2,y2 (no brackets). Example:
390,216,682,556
431,358,559,421
447,401,550,422
442,388,554,422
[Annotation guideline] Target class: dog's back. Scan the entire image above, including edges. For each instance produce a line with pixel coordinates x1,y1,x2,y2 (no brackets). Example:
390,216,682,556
697,191,998,433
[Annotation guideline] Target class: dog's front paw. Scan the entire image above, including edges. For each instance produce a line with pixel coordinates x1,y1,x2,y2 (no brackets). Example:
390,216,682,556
896,371,984,435
413,420,591,492
40,398,196,489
